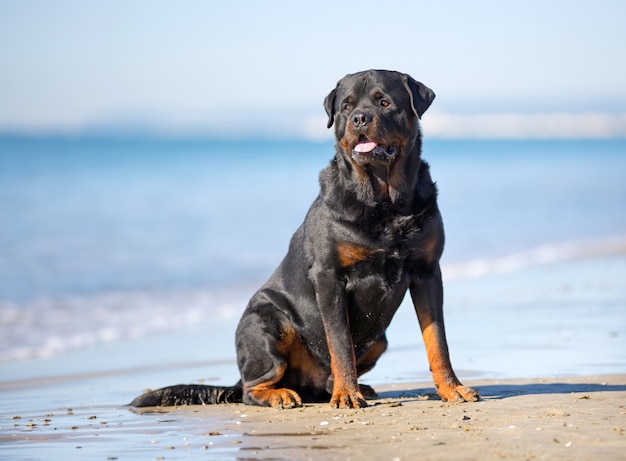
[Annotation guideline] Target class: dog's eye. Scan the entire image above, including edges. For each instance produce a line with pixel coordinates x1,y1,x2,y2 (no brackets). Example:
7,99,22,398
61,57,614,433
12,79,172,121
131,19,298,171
343,102,353,112
380,99,390,108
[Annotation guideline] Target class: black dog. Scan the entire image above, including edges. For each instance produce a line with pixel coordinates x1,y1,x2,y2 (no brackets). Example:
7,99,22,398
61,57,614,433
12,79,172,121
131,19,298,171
131,70,479,409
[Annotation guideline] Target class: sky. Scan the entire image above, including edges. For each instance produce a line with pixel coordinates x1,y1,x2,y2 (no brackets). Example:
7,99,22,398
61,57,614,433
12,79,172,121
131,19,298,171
1,0,625,138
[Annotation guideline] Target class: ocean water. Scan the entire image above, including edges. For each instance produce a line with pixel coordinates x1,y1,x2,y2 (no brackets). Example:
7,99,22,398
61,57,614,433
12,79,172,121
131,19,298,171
1,136,625,362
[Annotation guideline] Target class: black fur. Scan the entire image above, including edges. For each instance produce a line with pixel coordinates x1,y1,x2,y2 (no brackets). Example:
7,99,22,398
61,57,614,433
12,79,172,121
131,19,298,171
130,383,243,406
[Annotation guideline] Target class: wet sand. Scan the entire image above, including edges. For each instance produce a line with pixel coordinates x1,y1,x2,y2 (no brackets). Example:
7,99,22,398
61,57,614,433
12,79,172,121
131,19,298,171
2,375,625,460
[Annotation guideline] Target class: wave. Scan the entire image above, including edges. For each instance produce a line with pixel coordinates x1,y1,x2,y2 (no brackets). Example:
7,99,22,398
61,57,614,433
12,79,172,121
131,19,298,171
0,288,250,363
442,235,626,280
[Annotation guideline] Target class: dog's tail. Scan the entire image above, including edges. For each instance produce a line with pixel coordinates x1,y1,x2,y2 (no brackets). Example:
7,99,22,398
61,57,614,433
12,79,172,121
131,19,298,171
130,381,243,407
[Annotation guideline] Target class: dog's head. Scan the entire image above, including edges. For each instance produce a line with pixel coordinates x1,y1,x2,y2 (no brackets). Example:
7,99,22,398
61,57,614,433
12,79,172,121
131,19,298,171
324,70,435,167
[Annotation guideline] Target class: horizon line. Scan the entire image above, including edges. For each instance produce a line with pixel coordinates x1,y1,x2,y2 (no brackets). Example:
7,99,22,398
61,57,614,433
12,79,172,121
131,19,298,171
0,111,625,141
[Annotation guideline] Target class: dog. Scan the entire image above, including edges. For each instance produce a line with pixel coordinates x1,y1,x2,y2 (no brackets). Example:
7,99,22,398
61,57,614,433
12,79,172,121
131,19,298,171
131,69,479,409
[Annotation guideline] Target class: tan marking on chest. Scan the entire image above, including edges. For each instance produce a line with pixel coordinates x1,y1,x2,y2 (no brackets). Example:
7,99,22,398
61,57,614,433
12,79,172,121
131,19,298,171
336,242,376,268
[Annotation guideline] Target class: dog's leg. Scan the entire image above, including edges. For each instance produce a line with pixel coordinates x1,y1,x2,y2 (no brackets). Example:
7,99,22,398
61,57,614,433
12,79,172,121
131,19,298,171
315,272,367,409
324,328,367,408
410,265,480,402
235,305,303,408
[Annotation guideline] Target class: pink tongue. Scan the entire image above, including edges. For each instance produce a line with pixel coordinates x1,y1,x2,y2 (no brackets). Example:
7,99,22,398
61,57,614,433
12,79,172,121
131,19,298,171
353,141,378,153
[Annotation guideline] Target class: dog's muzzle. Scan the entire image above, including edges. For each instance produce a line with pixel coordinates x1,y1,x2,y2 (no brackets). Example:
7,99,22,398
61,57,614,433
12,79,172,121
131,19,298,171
352,134,397,166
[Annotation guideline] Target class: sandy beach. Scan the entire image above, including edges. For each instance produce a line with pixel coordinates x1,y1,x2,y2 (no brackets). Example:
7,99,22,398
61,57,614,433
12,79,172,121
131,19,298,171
1,374,624,460
134,375,626,461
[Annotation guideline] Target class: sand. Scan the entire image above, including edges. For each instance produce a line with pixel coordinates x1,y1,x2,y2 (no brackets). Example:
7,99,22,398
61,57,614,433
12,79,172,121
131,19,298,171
2,375,625,460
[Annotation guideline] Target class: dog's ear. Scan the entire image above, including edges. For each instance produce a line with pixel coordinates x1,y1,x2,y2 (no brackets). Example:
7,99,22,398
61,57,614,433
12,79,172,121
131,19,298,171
402,74,435,119
324,87,338,128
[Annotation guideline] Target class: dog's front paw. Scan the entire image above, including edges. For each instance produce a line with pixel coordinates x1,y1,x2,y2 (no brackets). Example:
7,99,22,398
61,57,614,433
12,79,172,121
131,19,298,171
436,382,480,402
329,389,368,409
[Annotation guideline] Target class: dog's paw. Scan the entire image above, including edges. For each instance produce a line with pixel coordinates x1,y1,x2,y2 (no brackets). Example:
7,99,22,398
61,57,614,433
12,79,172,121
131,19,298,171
436,383,480,402
247,388,303,409
329,389,368,409
358,383,378,399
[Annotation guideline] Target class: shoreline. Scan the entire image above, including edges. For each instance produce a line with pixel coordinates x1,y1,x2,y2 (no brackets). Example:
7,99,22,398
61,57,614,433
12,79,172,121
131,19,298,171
2,375,624,460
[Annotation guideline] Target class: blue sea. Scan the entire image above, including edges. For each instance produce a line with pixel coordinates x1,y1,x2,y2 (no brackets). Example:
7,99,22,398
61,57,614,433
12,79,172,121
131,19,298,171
1,136,625,364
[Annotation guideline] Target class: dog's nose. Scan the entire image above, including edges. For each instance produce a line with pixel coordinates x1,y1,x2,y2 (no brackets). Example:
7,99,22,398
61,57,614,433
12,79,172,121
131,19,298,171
351,111,372,128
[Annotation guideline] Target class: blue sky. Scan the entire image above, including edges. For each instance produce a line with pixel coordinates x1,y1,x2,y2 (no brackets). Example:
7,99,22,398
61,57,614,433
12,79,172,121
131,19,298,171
1,0,625,137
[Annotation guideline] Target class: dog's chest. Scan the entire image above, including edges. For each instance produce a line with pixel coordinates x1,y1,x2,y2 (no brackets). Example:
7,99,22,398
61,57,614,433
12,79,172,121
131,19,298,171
337,212,427,282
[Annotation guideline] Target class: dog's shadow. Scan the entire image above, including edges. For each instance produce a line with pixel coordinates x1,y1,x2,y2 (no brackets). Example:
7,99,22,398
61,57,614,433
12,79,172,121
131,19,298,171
376,381,626,401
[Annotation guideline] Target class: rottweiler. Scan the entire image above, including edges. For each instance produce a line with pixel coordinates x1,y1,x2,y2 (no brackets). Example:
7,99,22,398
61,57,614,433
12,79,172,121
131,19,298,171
131,69,479,409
